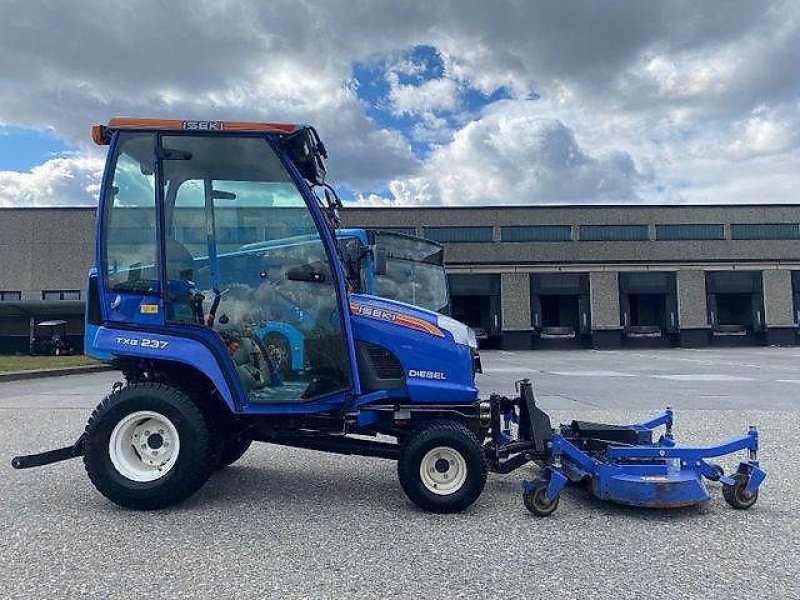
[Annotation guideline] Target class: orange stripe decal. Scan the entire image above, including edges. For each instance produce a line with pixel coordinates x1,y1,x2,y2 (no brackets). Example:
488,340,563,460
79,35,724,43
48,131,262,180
350,303,444,338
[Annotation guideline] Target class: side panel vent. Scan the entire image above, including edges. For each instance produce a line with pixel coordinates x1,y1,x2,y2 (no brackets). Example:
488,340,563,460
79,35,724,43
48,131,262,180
356,342,404,392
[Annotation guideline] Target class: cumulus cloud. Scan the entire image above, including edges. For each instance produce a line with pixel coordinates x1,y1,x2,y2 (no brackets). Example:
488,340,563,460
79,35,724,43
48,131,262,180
0,156,104,207
388,75,460,117
0,0,798,206
378,104,644,205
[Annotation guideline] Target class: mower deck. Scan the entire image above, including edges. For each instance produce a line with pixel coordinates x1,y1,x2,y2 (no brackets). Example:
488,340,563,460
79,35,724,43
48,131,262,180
517,403,766,515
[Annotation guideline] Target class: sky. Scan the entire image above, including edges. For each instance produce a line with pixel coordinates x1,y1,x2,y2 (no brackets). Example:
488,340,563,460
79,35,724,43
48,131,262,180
0,0,798,208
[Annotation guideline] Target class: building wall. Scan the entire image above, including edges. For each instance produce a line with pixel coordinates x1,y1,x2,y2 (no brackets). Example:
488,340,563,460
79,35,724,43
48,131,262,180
0,208,95,300
763,270,795,345
500,273,532,349
2,205,800,351
500,274,531,330
763,270,794,326
677,270,709,328
589,272,621,346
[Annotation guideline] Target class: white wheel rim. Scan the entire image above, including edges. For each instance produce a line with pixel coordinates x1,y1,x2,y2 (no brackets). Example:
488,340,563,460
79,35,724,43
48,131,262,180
108,410,180,482
419,446,468,496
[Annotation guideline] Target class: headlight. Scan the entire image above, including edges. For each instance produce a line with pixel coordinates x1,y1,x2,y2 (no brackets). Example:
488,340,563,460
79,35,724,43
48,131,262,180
437,315,478,349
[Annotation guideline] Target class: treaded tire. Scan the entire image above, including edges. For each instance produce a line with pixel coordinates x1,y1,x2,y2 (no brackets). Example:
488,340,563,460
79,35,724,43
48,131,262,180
83,383,214,510
216,436,253,470
398,419,487,513
523,478,560,517
722,473,759,510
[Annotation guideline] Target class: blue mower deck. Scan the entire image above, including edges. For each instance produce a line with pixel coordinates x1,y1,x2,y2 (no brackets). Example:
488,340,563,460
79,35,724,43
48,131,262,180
520,404,766,515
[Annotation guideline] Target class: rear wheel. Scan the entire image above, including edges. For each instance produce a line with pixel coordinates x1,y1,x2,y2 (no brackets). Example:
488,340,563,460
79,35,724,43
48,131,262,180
83,383,214,510
397,419,487,513
216,435,253,470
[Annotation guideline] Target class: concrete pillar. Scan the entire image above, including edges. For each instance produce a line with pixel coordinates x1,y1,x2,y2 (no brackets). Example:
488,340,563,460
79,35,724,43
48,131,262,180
590,271,621,347
500,273,532,349
763,270,795,345
677,270,710,346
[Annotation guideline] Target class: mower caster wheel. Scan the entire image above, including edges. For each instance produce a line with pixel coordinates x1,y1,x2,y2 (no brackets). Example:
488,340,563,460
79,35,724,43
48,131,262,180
523,479,560,517
722,473,758,510
706,464,725,482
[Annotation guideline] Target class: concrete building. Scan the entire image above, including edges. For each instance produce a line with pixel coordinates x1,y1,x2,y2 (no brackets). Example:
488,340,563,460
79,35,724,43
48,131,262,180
2,204,800,352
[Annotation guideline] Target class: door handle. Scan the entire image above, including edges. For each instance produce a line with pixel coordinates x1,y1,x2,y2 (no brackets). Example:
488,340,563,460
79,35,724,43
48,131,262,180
286,265,326,283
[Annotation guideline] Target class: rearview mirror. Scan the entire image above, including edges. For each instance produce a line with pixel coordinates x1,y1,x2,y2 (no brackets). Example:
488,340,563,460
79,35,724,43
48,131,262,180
285,128,327,185
211,189,236,200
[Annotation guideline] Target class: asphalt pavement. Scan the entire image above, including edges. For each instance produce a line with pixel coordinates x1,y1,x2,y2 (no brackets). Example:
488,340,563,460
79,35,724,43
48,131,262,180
1,347,798,599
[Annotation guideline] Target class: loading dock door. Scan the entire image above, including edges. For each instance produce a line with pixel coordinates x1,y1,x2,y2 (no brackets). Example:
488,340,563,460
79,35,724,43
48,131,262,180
448,274,501,345
705,271,765,334
619,272,678,337
531,273,591,337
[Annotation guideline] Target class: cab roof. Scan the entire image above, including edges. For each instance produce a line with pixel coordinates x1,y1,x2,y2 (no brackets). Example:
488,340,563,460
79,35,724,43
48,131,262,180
92,117,302,145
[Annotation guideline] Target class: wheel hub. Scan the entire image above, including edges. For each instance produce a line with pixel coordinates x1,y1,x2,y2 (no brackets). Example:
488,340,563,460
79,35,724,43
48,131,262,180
420,446,468,496
109,411,181,482
434,458,450,474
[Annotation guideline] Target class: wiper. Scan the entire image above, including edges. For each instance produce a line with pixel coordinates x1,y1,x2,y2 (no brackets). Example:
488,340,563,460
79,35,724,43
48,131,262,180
312,183,342,229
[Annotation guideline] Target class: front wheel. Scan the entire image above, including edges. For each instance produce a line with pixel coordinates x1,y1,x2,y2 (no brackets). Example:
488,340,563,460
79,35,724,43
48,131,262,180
83,383,214,510
397,420,487,513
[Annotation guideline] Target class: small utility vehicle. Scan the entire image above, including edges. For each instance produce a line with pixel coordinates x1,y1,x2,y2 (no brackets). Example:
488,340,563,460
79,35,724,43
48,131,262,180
29,320,74,356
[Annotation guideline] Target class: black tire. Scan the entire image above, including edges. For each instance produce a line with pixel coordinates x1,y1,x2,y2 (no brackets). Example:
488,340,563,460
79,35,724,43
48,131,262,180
216,436,253,470
523,478,560,516
722,473,758,510
397,419,487,513
83,383,214,510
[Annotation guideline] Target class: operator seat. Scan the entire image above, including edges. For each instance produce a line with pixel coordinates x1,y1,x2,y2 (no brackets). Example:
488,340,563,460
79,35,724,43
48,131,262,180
232,337,268,391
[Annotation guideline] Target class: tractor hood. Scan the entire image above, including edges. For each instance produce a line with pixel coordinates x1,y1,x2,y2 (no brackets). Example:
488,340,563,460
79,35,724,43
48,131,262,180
349,294,477,348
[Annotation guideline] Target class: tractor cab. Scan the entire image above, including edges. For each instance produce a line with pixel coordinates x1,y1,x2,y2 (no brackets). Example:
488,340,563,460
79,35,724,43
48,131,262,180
91,119,353,408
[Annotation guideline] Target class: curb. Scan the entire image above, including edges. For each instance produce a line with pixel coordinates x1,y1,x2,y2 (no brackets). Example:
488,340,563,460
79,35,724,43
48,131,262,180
0,364,116,383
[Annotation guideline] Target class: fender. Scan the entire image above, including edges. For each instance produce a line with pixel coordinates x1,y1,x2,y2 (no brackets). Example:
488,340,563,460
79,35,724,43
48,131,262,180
92,326,237,411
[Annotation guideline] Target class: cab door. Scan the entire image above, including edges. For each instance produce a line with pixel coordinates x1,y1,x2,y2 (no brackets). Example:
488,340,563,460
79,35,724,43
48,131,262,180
158,133,353,408
102,132,163,328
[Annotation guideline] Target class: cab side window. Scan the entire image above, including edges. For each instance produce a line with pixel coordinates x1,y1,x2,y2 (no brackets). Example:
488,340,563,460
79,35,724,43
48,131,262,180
105,133,158,294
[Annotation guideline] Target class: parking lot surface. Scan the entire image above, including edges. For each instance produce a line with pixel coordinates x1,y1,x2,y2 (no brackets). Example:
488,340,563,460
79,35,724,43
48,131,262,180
1,347,798,599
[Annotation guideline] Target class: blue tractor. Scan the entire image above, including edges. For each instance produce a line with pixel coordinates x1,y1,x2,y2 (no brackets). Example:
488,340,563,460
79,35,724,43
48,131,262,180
13,118,765,515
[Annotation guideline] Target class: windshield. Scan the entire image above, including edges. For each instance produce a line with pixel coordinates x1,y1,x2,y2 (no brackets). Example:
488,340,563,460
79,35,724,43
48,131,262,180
373,232,449,313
